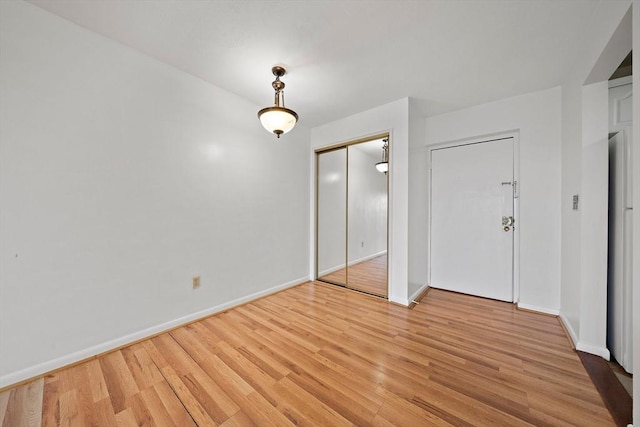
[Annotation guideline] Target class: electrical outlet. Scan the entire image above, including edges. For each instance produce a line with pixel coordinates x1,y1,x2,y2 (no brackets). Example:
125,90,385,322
193,276,200,289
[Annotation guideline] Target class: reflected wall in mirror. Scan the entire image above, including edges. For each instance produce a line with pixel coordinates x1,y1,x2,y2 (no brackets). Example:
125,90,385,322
315,136,388,297
347,140,388,296
316,148,347,286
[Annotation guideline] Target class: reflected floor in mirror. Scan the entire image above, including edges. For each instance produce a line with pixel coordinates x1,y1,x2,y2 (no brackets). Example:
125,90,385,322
319,254,387,297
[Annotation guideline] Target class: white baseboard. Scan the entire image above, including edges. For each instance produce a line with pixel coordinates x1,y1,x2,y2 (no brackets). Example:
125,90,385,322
317,251,386,277
517,302,560,316
409,284,429,303
559,314,579,348
388,295,409,306
317,264,346,277
348,250,387,267
0,276,308,389
576,342,611,360
557,315,611,360
389,283,429,307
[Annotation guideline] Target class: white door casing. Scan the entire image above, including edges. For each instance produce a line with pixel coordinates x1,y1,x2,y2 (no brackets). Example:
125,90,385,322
430,137,515,302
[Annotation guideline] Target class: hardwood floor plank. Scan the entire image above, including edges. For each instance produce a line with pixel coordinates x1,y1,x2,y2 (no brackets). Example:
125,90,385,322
528,389,613,426
317,344,428,402
113,407,138,426
121,346,161,391
156,365,216,427
309,352,386,407
41,374,61,427
199,307,290,380
58,389,84,426
92,397,118,427
427,368,539,425
99,351,140,413
3,283,616,426
151,335,239,423
85,359,109,403
214,340,280,407
412,380,530,427
527,407,576,427
578,350,633,427
375,394,457,427
152,381,196,427
219,410,256,427
286,370,377,425
24,378,44,426
320,254,388,297
235,344,291,381
126,392,157,427
272,377,352,427
170,328,255,398
65,364,102,426
236,391,295,427
0,378,43,427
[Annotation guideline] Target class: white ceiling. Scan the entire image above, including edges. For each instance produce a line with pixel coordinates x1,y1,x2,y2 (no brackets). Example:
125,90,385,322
27,0,606,128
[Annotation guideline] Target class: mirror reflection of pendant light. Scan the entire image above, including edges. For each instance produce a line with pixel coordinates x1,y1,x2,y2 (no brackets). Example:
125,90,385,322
375,138,389,174
257,66,298,138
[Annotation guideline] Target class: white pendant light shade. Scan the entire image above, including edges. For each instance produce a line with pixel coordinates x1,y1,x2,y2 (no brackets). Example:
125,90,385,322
375,161,388,173
258,66,298,138
375,138,389,174
258,106,298,137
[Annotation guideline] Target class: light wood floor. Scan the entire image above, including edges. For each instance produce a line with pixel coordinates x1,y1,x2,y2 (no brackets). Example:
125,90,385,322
319,254,387,297
1,282,614,426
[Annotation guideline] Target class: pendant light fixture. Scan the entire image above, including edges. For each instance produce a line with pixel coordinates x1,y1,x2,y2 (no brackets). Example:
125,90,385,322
257,66,298,138
375,138,389,174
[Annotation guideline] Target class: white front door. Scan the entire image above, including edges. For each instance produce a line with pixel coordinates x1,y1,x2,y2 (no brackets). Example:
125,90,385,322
430,138,515,302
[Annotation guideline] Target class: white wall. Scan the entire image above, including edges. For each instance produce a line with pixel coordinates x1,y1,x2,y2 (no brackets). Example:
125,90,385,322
559,1,632,360
0,1,310,387
311,98,410,305
347,144,387,263
578,82,610,358
560,81,583,343
408,99,429,298
426,87,562,314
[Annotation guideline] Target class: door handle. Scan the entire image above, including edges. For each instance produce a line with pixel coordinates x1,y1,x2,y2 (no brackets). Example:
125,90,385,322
502,216,514,231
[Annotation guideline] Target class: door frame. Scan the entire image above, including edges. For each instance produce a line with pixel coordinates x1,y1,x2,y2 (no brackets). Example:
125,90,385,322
427,131,520,303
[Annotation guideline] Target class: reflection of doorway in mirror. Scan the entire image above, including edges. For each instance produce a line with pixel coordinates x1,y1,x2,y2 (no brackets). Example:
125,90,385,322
315,135,389,298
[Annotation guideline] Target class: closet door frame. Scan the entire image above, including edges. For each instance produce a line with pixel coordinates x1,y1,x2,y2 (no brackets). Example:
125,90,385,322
314,132,390,297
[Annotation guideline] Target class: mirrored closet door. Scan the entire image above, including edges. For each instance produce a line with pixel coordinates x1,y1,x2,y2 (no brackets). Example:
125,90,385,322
316,136,388,297
317,147,348,287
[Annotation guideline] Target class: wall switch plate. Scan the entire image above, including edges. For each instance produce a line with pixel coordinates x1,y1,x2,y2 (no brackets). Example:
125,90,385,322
193,276,200,289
